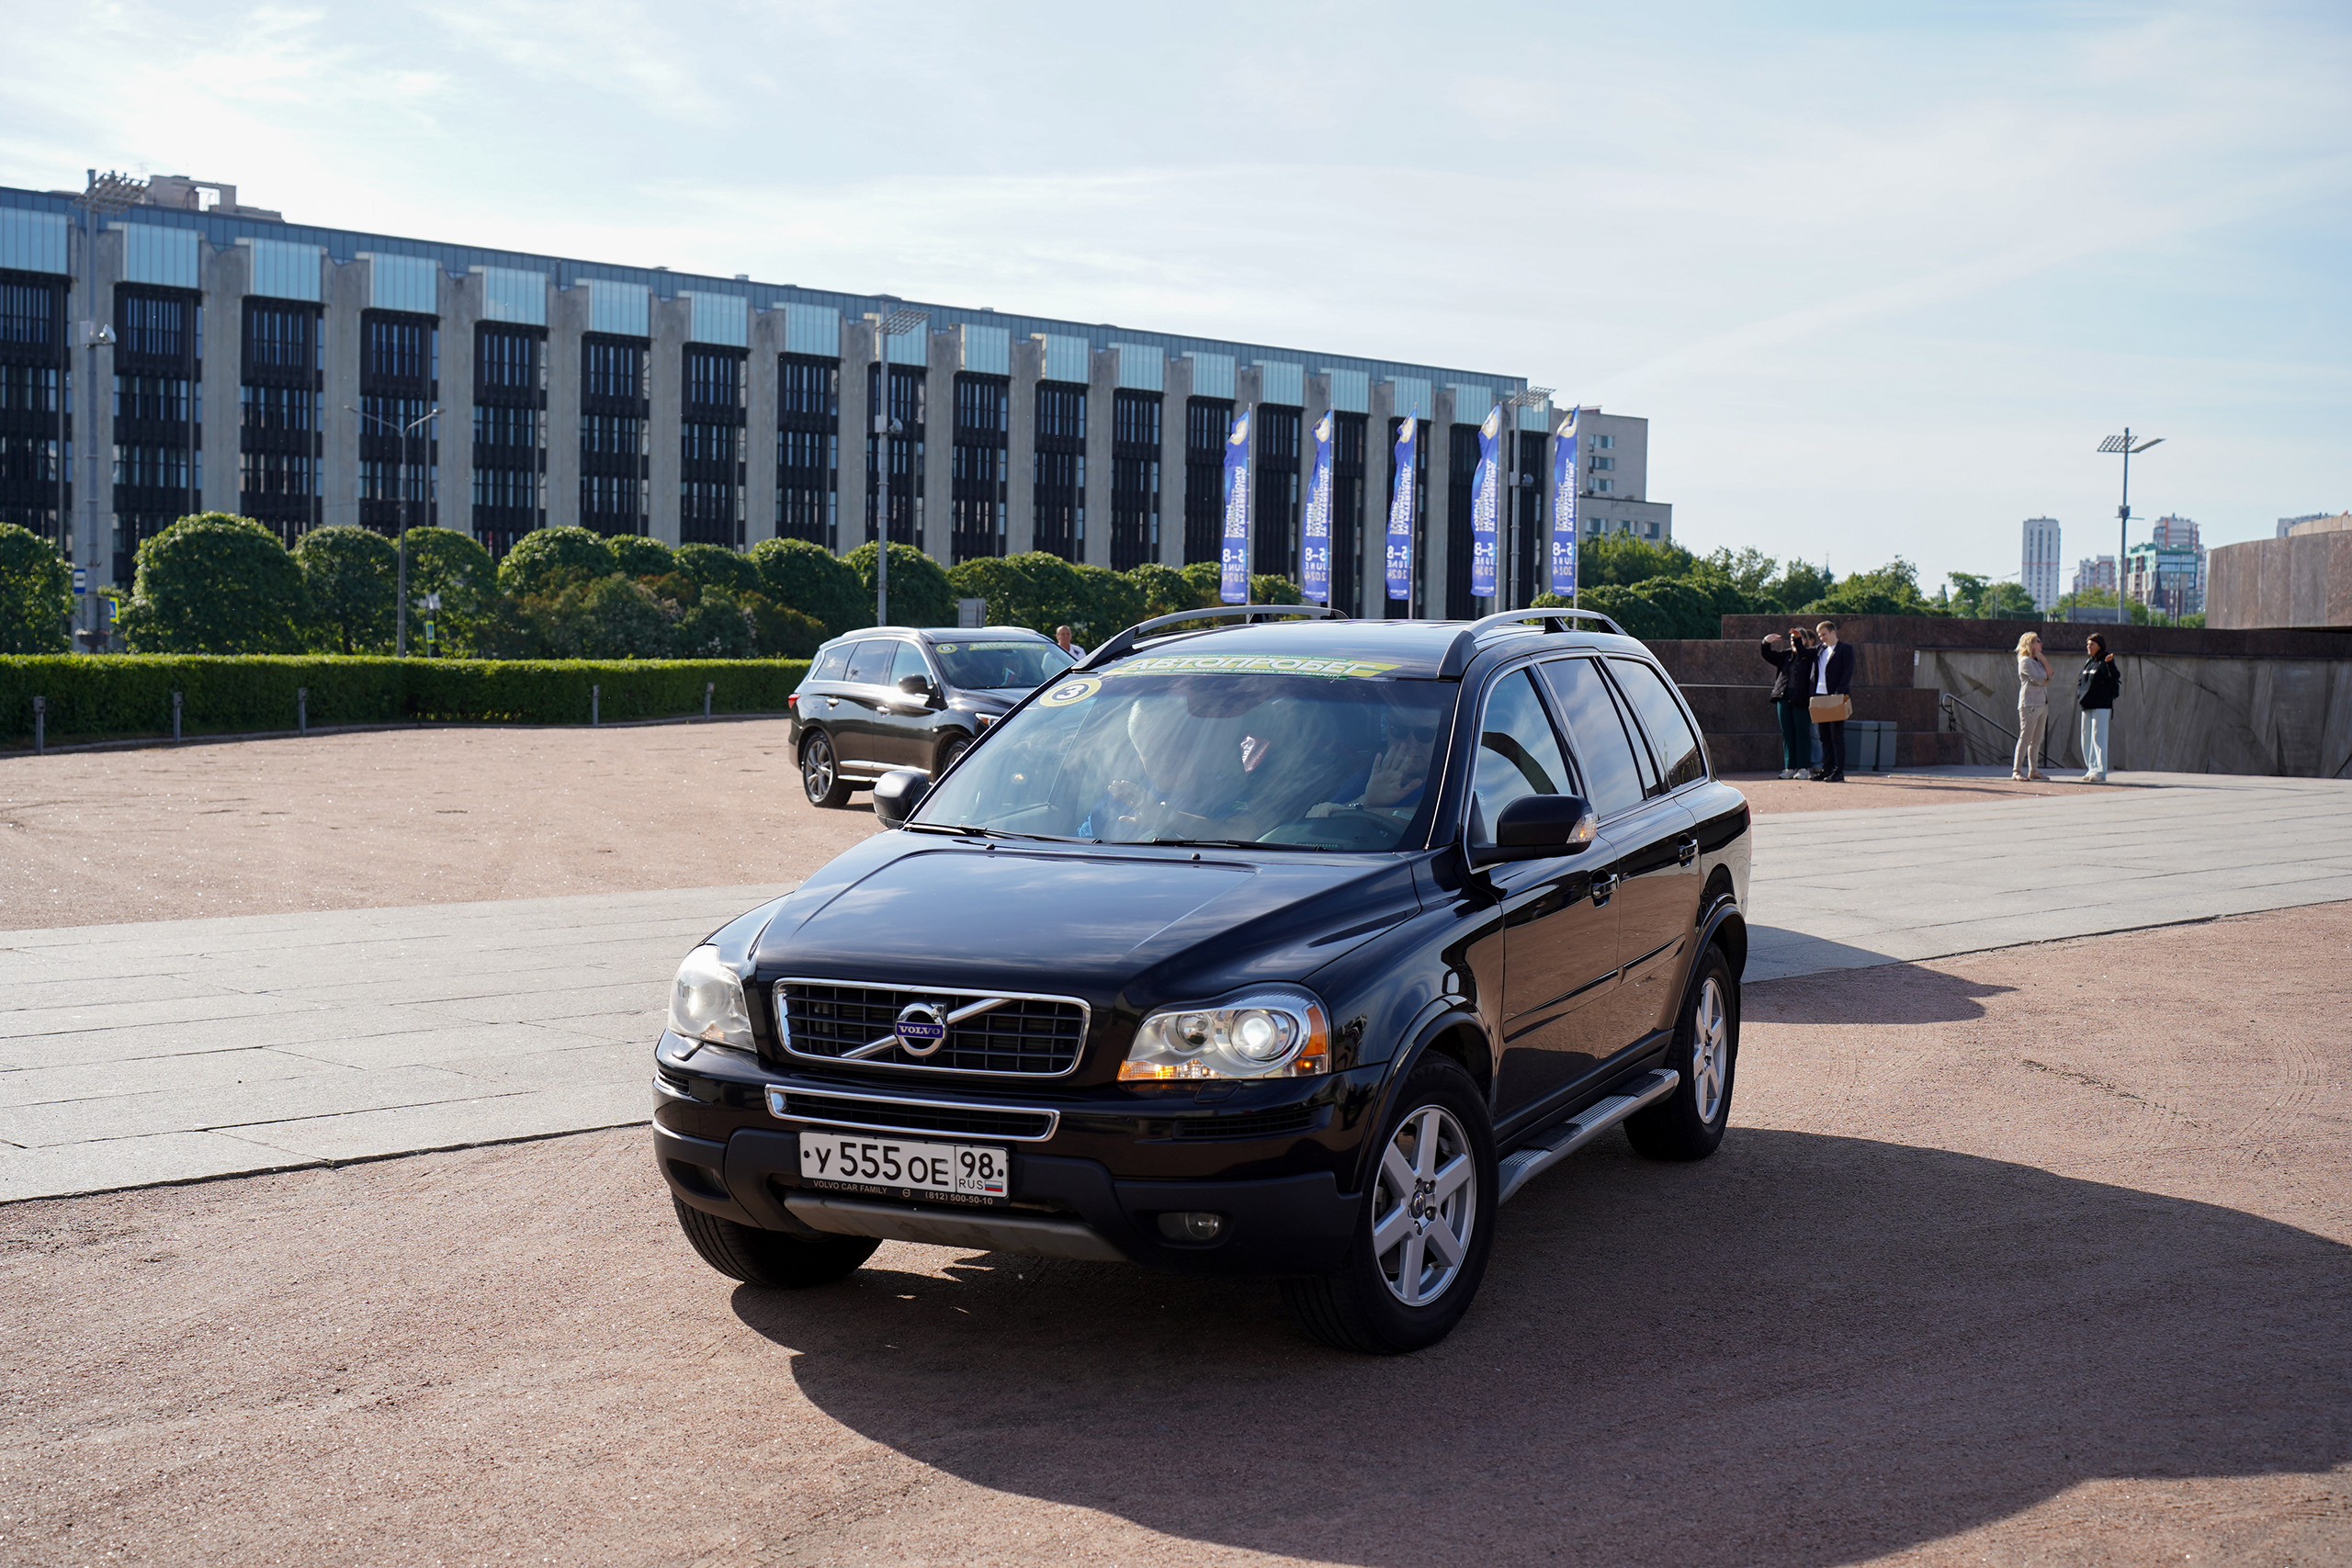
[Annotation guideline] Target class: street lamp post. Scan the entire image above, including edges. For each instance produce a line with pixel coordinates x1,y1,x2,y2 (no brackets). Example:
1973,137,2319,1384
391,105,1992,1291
2097,428,2162,773
349,402,440,655
866,307,928,626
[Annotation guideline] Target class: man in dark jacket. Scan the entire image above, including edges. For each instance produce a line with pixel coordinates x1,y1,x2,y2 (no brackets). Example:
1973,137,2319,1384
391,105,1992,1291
1808,619,1856,782
1758,626,1815,778
2075,631,2121,783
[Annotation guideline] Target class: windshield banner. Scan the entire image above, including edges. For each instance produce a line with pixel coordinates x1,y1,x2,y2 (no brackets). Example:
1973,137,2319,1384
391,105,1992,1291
1106,652,1401,680
1385,415,1417,604
1302,412,1334,604
1550,409,1579,598
1219,406,1254,605
1470,405,1501,601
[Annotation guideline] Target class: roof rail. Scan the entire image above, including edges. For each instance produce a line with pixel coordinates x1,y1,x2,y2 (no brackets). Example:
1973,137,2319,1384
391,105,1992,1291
1077,604,1348,670
1437,608,1627,679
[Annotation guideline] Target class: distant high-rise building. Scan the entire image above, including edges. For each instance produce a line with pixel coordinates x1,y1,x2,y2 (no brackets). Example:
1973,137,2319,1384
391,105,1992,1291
2021,516,2062,611
2279,513,2331,538
2143,514,2206,611
2073,556,2117,596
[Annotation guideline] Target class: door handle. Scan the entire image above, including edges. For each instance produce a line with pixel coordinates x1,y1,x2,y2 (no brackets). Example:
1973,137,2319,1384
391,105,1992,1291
1677,836,1699,866
824,696,839,707
1590,872,1618,907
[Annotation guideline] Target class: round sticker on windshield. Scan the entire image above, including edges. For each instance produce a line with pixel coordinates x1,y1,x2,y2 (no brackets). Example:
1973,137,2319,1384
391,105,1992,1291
1038,675,1102,707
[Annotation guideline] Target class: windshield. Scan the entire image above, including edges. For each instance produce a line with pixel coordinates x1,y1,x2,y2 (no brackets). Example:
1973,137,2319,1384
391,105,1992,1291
930,639,1075,691
914,666,1456,852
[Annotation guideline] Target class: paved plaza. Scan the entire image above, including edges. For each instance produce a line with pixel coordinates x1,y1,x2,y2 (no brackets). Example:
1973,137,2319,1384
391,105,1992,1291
3,767,2348,1203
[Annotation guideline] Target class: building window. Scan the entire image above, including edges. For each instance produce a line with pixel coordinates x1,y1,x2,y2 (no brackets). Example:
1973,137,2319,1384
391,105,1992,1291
1182,397,1233,566
1033,381,1084,560
1110,388,1160,571
1251,404,1300,581
1329,412,1367,615
584,338,645,401
1597,479,1613,493
865,363,925,551
471,322,546,557
580,333,648,538
776,353,839,548
681,344,748,547
0,273,68,550
949,372,1008,563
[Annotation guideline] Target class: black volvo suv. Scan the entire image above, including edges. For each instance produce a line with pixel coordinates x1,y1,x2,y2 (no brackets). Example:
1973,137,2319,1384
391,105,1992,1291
655,607,1750,1353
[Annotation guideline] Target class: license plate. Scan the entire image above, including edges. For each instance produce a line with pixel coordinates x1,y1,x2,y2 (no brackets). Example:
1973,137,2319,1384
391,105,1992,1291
795,1129,1011,1205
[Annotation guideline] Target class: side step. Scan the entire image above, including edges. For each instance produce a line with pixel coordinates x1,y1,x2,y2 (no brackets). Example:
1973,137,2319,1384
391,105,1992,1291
1496,1069,1680,1205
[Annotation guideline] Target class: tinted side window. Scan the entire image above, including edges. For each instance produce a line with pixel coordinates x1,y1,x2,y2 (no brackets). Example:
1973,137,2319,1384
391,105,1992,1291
808,644,851,682
1611,658,1706,790
1537,659,1646,818
842,640,891,685
1470,670,1573,845
890,641,932,686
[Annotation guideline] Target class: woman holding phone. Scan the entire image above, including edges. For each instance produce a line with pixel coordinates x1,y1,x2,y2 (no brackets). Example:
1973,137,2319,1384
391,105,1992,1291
1758,625,1815,778
2014,630,2051,780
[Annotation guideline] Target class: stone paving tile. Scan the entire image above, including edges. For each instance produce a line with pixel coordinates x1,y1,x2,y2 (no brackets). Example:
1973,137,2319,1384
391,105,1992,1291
0,1064,481,1148
0,1130,320,1202
219,1078,650,1164
0,1006,454,1069
0,1046,340,1109
277,1022,620,1071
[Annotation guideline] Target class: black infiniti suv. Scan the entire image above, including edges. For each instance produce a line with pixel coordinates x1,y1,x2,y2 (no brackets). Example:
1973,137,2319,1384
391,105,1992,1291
790,625,1074,807
656,607,1750,1353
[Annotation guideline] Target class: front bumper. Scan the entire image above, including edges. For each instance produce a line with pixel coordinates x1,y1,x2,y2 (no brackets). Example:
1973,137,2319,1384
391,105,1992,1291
651,1033,1375,1276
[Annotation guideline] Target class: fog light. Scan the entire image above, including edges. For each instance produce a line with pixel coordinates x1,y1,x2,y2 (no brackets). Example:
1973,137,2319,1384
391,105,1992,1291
1157,1211,1225,1243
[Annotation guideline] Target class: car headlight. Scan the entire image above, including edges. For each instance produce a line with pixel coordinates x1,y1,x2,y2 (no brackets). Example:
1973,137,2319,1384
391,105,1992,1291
1119,987,1329,1080
667,944,754,1055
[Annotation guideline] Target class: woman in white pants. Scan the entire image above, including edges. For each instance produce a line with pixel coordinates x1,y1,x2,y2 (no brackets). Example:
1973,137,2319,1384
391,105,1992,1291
2013,631,2050,780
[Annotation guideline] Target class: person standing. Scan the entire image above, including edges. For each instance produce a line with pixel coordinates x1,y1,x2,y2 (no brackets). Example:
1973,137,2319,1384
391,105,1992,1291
1055,625,1087,660
2075,631,2121,783
1758,626,1815,778
1808,619,1856,783
2014,631,2051,781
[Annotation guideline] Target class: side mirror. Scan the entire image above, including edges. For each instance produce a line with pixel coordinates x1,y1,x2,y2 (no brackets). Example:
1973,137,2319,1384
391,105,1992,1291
872,768,930,829
1469,795,1597,867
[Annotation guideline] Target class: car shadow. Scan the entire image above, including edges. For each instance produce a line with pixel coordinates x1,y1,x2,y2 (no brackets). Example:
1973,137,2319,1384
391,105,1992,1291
1746,962,2018,1024
729,1129,2349,1566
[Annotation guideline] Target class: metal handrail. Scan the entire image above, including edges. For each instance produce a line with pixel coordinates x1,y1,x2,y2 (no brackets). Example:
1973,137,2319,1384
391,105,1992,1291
1939,690,2053,771
1076,603,1347,670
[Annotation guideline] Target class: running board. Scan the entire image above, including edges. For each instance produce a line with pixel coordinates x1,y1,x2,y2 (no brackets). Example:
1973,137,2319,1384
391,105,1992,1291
1496,1069,1680,1205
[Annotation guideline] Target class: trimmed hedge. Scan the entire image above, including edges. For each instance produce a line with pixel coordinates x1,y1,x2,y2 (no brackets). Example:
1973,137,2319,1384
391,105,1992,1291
1,656,812,745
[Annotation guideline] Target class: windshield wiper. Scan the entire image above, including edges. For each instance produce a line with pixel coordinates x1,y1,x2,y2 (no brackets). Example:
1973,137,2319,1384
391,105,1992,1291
912,823,1089,843
1139,837,1330,852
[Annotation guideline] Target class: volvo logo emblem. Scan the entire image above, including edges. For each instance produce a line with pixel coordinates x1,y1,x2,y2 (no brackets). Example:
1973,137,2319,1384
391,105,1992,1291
893,1001,948,1056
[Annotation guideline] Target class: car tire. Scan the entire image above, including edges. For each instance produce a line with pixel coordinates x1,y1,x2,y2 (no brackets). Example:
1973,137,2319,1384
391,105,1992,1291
1280,1055,1497,1355
671,1198,880,1288
800,730,852,809
935,735,970,778
1624,943,1738,1162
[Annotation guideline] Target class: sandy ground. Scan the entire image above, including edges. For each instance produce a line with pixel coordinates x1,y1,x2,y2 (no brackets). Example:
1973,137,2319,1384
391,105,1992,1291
4,727,2109,930
1721,770,2111,814
1,902,2344,1568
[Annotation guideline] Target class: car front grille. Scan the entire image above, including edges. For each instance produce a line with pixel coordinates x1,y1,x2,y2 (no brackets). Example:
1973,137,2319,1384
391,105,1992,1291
769,1089,1057,1141
774,979,1089,1077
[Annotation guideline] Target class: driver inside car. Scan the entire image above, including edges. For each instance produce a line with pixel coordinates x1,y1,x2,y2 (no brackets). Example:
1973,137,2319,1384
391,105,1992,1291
1308,706,1439,818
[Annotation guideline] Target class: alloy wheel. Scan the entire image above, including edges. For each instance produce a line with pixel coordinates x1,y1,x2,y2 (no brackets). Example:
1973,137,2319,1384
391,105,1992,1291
802,736,836,802
1369,1104,1476,1307
1691,976,1729,1122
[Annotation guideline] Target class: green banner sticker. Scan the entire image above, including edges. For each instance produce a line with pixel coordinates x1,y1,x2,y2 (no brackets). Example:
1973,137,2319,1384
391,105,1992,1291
1103,653,1402,680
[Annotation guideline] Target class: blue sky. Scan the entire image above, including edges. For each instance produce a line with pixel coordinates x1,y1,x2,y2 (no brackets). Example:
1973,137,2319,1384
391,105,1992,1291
6,0,2345,592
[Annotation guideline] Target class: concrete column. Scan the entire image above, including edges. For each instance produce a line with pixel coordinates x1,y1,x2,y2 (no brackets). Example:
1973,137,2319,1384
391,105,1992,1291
1303,372,1332,604
647,294,687,547
198,240,243,516
1159,354,1191,568
745,304,783,547
923,327,956,566
1083,345,1114,568
82,226,121,584
1366,380,1396,616
839,319,875,553
1428,389,1457,619
1005,337,1041,555
544,285,586,533
439,270,480,543
322,256,365,529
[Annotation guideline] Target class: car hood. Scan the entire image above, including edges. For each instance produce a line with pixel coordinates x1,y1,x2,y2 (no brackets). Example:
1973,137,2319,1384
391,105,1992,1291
752,833,1421,1010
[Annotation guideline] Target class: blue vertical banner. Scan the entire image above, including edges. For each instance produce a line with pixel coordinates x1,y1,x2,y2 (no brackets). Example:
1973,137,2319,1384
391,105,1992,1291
1385,415,1418,604
1470,405,1502,601
1301,412,1334,604
1218,406,1254,604
1550,409,1579,598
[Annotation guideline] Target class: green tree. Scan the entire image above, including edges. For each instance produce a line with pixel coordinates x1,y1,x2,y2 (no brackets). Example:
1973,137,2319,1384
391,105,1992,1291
1803,558,1945,618
1125,561,1204,620
2051,586,2152,626
521,573,673,659
945,556,1050,633
607,534,675,578
1761,561,1834,614
846,542,956,627
496,525,616,599
1699,547,1780,602
0,522,72,653
118,513,309,653
673,542,762,596
1580,535,1698,588
293,525,398,653
1249,573,1305,606
1628,576,1718,639
743,594,828,657
747,536,867,636
1577,583,1671,639
1073,563,1145,641
401,527,501,656
673,588,757,658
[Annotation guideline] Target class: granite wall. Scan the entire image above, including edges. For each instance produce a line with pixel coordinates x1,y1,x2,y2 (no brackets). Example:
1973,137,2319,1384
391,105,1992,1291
2207,531,2352,631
